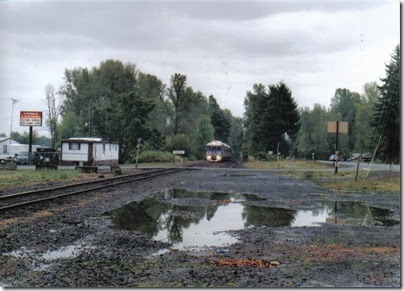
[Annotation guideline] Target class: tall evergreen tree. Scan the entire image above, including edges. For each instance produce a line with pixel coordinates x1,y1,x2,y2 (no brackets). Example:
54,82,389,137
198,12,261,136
371,45,400,163
245,82,299,155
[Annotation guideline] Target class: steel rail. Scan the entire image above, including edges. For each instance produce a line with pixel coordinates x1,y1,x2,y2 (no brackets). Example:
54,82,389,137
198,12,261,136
0,168,182,212
0,168,178,201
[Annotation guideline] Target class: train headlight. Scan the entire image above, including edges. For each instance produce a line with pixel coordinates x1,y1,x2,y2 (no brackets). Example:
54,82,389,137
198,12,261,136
207,155,211,159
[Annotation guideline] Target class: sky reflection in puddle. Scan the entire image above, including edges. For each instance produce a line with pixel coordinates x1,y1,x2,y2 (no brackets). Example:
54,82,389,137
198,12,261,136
106,189,398,252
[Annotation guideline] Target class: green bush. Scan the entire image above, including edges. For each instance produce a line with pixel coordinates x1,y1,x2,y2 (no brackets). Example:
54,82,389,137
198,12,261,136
164,134,192,157
133,150,181,163
254,151,268,161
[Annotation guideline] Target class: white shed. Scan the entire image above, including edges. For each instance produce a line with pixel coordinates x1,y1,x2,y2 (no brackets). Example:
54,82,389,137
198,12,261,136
61,137,119,166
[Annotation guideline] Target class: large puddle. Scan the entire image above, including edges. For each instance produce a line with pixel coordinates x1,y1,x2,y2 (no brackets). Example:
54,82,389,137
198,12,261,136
106,189,398,252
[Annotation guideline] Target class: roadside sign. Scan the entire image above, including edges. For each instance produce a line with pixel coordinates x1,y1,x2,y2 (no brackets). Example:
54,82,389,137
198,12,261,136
327,121,348,133
173,150,185,155
20,111,42,126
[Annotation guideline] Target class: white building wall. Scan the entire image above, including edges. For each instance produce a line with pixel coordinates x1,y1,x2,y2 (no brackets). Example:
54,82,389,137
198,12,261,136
1,144,40,156
62,142,89,162
93,143,118,162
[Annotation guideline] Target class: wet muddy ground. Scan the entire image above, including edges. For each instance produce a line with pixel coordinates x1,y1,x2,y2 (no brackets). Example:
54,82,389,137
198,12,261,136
0,168,400,287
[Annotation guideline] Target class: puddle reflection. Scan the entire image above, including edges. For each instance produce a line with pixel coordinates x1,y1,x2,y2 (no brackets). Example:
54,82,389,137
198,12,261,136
106,189,398,251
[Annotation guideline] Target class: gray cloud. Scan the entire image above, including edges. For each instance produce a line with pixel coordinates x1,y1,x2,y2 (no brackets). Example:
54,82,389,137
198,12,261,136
0,0,399,135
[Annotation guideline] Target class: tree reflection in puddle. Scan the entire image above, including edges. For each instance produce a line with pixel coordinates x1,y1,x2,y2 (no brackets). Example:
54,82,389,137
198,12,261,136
105,189,398,251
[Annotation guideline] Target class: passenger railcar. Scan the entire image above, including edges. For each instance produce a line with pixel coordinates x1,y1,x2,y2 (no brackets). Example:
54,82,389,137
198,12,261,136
206,140,231,162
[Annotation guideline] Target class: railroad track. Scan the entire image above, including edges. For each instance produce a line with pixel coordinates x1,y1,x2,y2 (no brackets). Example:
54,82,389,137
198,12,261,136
185,160,240,169
0,168,182,212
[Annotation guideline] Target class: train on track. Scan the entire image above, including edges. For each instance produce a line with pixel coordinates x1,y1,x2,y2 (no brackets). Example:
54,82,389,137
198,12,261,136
205,140,231,162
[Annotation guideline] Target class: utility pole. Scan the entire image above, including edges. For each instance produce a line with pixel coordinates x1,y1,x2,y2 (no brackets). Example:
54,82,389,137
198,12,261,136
135,138,141,169
9,98,19,144
334,121,339,174
89,100,93,137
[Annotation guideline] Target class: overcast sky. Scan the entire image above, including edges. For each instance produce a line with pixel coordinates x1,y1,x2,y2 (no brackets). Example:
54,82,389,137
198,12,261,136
0,0,400,137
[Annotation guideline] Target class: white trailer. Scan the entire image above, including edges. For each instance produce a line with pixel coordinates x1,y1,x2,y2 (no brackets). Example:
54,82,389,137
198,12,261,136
61,137,119,166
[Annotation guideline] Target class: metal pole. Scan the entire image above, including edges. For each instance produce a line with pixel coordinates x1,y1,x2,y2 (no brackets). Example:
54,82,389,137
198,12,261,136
28,126,33,165
9,98,18,144
89,103,93,137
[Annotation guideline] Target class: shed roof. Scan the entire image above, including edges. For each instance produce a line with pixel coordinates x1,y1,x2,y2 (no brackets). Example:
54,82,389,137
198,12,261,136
0,138,20,144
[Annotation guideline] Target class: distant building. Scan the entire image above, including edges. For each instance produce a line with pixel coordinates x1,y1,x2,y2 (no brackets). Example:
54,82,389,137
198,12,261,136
61,137,119,166
0,137,41,156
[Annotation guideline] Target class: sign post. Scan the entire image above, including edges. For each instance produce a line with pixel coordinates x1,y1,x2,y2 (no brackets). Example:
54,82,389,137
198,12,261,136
327,121,348,174
172,150,185,165
20,111,42,165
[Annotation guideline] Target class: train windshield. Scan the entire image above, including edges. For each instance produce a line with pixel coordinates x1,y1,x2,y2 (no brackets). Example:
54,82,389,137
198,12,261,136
206,146,220,151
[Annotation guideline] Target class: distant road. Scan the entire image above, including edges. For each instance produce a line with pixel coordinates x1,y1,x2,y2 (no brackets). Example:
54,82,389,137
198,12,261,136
318,160,400,173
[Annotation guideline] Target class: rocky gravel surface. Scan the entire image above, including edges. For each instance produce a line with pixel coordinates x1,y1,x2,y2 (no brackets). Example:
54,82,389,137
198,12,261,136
0,168,400,287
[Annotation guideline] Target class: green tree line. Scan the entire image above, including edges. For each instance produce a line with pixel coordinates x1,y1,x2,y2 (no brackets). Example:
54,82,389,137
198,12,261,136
35,44,398,164
52,60,241,162
295,45,400,163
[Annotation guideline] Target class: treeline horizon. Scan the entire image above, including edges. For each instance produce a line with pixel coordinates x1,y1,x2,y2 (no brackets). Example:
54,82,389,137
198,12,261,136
4,45,399,164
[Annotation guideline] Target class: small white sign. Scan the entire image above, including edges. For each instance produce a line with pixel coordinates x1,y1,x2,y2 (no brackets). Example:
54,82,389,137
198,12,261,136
173,150,185,155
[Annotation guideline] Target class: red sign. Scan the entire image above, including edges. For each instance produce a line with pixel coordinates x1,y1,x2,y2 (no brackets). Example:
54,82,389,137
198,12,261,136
20,111,43,126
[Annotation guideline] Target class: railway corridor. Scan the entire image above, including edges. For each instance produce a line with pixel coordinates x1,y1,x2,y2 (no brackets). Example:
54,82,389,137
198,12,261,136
0,166,400,287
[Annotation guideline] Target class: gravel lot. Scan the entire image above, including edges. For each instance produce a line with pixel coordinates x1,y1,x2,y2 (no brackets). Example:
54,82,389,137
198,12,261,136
0,168,400,287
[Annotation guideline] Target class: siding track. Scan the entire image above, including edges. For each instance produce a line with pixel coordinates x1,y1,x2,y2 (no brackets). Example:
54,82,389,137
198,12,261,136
0,168,182,212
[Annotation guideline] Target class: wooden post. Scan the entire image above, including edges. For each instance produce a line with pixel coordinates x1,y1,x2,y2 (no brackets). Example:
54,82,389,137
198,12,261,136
135,138,141,169
355,157,360,182
334,121,339,174
277,142,280,169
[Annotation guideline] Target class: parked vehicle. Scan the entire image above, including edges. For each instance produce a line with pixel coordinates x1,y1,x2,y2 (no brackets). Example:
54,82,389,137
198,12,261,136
14,151,29,165
347,153,361,162
329,154,336,161
36,147,60,166
347,153,371,162
361,153,372,162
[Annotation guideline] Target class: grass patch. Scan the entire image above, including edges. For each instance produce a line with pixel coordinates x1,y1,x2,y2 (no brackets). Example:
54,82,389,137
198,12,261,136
321,177,400,193
283,170,359,180
244,159,332,170
282,170,400,194
0,169,81,187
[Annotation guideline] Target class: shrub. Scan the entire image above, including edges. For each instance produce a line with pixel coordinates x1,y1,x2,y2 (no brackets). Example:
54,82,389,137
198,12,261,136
254,151,268,161
164,134,192,156
134,150,181,163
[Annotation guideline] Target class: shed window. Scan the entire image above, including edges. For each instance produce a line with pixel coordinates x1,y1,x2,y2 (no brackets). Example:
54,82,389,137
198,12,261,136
103,144,106,155
69,143,81,150
109,144,111,151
